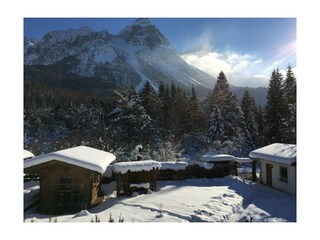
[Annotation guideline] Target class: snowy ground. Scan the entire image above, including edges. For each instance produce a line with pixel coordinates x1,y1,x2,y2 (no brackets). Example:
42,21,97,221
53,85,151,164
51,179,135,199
24,176,296,223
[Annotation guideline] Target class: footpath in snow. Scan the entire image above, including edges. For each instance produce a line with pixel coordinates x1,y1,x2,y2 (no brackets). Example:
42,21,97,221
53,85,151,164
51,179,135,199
24,176,296,222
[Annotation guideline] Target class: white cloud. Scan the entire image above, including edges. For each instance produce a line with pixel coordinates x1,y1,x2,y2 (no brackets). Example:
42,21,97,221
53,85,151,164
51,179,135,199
182,50,232,77
181,47,265,87
262,62,297,80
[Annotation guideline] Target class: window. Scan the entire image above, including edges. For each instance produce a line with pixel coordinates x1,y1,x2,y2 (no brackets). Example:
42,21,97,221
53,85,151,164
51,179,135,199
60,176,72,190
279,167,288,183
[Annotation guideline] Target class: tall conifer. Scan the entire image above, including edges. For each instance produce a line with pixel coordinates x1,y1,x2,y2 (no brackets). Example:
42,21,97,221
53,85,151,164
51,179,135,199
208,71,239,143
265,69,285,143
282,66,296,143
139,81,161,126
241,88,258,150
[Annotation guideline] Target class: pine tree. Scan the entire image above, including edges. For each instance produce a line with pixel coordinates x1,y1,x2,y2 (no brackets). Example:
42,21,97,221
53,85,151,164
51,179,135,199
107,86,152,148
245,111,258,149
170,85,189,138
158,83,171,133
265,69,285,143
208,106,224,141
257,105,266,146
233,106,252,155
208,71,238,142
240,88,258,151
184,86,206,134
241,88,252,121
158,82,166,101
139,81,161,126
282,66,296,143
211,71,235,109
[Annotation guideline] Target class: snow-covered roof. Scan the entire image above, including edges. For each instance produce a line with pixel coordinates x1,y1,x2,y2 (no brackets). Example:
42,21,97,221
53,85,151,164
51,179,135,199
249,143,296,165
24,146,116,173
200,152,235,162
113,160,161,174
160,161,188,171
194,161,215,170
24,150,34,159
234,157,252,163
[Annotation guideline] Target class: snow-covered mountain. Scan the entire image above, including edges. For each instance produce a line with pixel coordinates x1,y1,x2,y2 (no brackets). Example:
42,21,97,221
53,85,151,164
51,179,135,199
24,18,215,91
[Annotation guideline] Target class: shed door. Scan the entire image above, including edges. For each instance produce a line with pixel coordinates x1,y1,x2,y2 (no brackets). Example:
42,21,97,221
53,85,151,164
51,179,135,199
266,164,273,186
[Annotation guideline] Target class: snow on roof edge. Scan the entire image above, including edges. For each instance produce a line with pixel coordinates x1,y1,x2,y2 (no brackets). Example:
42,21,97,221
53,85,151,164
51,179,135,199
249,143,296,165
24,150,35,159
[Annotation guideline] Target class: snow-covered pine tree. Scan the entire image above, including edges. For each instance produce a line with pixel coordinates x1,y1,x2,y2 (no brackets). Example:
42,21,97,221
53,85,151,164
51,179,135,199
241,88,252,121
158,83,171,134
227,106,254,156
184,86,206,134
107,86,153,148
139,81,162,127
256,105,266,147
211,71,234,108
241,88,258,151
208,106,224,141
265,69,285,143
209,71,239,142
170,85,190,138
282,66,296,143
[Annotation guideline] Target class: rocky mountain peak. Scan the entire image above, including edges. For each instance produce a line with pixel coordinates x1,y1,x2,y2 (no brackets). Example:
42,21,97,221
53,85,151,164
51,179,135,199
24,18,214,91
42,26,94,44
119,18,171,49
132,18,153,27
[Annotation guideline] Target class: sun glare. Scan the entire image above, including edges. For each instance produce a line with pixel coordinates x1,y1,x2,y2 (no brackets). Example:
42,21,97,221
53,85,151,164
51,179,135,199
276,40,296,62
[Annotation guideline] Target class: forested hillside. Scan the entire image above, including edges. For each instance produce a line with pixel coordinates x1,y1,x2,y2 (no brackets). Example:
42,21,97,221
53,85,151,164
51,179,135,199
24,67,296,160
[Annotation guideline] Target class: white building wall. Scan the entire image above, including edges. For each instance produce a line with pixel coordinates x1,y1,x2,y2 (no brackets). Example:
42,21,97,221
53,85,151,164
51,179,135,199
260,160,296,195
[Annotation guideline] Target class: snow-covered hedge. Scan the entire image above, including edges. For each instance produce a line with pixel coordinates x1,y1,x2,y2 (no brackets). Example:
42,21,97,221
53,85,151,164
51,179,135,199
159,161,188,171
113,160,161,174
129,183,150,189
200,152,234,163
193,161,214,170
234,157,252,163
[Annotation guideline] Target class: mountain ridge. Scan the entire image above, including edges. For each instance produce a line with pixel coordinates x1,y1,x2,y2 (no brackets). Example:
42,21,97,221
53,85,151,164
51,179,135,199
24,18,267,104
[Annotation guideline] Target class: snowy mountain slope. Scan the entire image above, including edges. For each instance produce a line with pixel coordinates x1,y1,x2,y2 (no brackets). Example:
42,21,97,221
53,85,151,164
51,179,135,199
24,18,215,91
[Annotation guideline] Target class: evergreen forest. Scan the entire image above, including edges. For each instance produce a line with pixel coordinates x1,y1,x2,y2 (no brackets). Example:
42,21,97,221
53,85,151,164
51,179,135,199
24,66,296,160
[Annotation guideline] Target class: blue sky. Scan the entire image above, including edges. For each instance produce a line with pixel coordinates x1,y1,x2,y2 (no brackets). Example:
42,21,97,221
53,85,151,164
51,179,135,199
24,18,296,87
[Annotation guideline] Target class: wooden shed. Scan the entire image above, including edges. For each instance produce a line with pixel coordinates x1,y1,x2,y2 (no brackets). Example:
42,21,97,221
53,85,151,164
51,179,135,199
113,160,161,197
24,146,116,213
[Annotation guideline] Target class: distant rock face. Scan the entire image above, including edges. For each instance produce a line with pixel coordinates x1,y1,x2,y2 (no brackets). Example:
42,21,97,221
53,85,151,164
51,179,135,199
24,18,215,91
119,18,171,49
24,18,267,104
